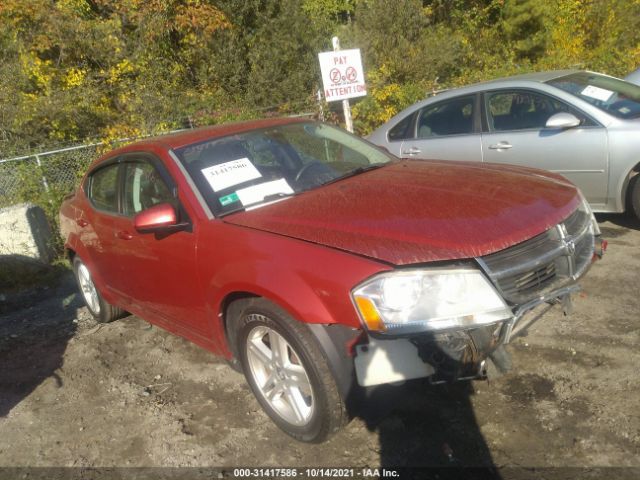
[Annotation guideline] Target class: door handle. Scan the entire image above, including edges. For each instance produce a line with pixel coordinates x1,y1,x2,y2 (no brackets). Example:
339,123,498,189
488,142,513,150
115,231,133,240
401,147,422,156
76,219,88,227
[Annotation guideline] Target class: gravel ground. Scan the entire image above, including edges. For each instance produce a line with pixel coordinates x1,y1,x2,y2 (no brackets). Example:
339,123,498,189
0,214,639,479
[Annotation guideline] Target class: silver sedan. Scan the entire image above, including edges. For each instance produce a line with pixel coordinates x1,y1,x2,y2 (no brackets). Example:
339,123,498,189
368,70,640,219
625,67,640,86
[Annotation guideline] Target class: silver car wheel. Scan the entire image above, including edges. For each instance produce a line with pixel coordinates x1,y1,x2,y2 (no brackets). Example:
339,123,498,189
245,317,314,427
77,263,101,315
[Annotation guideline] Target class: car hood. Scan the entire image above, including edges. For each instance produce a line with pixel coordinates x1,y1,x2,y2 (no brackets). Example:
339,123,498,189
223,160,580,265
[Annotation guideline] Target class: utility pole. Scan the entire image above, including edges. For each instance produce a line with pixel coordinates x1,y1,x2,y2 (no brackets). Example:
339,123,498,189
332,36,354,133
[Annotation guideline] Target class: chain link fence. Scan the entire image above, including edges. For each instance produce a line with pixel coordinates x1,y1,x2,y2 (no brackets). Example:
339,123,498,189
0,143,103,207
0,127,198,208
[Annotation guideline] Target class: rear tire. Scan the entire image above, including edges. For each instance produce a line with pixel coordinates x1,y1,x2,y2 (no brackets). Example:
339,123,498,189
233,298,347,442
73,256,126,323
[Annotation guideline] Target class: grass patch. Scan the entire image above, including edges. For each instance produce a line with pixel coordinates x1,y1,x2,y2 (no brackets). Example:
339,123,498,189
0,257,71,294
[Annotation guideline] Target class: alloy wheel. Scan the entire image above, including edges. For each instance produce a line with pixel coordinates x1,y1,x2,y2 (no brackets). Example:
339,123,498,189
77,263,101,315
245,317,314,426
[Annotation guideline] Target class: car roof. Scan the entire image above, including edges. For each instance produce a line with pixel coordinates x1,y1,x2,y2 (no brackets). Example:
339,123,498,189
118,116,311,152
473,69,581,86
430,70,584,99
393,69,601,112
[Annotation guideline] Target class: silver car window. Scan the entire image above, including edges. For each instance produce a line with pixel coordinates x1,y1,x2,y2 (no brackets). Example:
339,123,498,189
415,96,475,138
388,113,415,141
548,72,640,119
487,90,585,131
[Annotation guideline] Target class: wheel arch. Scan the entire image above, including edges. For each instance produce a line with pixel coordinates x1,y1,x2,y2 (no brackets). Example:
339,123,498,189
65,246,76,263
207,262,361,356
66,242,119,307
221,293,360,418
220,291,260,362
216,282,342,357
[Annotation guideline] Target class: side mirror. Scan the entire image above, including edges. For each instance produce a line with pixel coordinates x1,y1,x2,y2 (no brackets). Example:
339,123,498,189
545,112,581,129
134,203,185,234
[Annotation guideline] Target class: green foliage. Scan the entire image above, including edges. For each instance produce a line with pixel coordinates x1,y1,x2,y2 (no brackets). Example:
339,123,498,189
243,0,328,107
502,0,548,61
2,0,639,148
302,0,354,22
2,0,640,268
0,255,70,297
351,0,464,84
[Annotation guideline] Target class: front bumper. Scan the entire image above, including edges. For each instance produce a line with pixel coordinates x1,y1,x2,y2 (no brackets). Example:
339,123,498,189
353,285,579,387
332,230,605,389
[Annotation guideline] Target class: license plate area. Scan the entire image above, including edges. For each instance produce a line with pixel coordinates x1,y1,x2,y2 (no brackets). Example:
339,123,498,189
354,338,435,387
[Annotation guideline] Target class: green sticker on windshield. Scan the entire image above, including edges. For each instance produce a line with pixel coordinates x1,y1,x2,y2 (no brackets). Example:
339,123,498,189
219,192,240,206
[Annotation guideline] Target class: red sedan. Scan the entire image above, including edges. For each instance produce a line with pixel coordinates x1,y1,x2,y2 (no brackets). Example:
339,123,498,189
60,118,602,442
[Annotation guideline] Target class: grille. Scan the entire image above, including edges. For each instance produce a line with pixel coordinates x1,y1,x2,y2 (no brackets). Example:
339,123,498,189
479,208,595,305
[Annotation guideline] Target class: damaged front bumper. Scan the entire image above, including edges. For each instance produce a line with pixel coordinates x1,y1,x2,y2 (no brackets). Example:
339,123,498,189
349,225,606,388
353,284,580,387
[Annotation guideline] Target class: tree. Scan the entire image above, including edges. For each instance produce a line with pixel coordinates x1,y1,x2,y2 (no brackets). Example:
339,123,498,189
502,0,548,61
0,0,231,148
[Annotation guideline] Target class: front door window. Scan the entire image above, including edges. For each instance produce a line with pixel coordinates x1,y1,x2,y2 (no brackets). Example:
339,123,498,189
122,161,173,216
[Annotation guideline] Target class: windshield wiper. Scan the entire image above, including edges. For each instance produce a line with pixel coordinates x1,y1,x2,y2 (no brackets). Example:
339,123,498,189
261,192,295,202
219,192,294,217
321,164,385,187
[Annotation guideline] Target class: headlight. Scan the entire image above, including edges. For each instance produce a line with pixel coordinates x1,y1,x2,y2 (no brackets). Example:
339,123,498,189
577,189,600,235
352,268,513,335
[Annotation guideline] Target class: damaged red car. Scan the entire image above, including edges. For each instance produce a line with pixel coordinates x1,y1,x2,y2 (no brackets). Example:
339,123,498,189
60,118,604,442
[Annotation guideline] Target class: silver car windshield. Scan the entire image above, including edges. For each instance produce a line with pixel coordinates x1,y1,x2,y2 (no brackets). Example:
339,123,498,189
173,122,393,216
547,72,640,119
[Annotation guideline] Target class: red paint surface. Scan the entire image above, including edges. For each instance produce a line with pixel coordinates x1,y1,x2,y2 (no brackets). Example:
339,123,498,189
225,159,580,265
60,119,582,357
133,203,177,231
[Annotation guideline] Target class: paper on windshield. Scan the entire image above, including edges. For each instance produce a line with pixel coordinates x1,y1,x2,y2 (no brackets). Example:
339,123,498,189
236,178,294,206
581,85,614,102
201,158,262,192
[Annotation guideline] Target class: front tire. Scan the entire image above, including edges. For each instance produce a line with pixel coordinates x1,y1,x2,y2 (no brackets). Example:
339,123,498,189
73,256,125,323
234,299,347,442
629,174,640,221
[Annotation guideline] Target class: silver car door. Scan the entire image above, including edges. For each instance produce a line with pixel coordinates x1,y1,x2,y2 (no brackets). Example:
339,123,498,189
481,89,609,206
400,94,483,162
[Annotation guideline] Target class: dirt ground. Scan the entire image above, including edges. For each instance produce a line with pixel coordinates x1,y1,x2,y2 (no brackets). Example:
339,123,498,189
0,214,639,478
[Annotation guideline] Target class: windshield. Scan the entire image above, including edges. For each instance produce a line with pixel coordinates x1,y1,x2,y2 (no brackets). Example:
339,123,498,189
173,122,393,216
547,72,640,119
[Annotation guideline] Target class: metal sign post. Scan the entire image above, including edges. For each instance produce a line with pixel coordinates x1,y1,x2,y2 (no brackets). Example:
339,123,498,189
332,37,354,133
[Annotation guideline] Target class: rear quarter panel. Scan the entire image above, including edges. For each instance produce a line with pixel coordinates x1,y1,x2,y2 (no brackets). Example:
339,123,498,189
59,187,124,307
607,123,640,212
59,193,78,249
